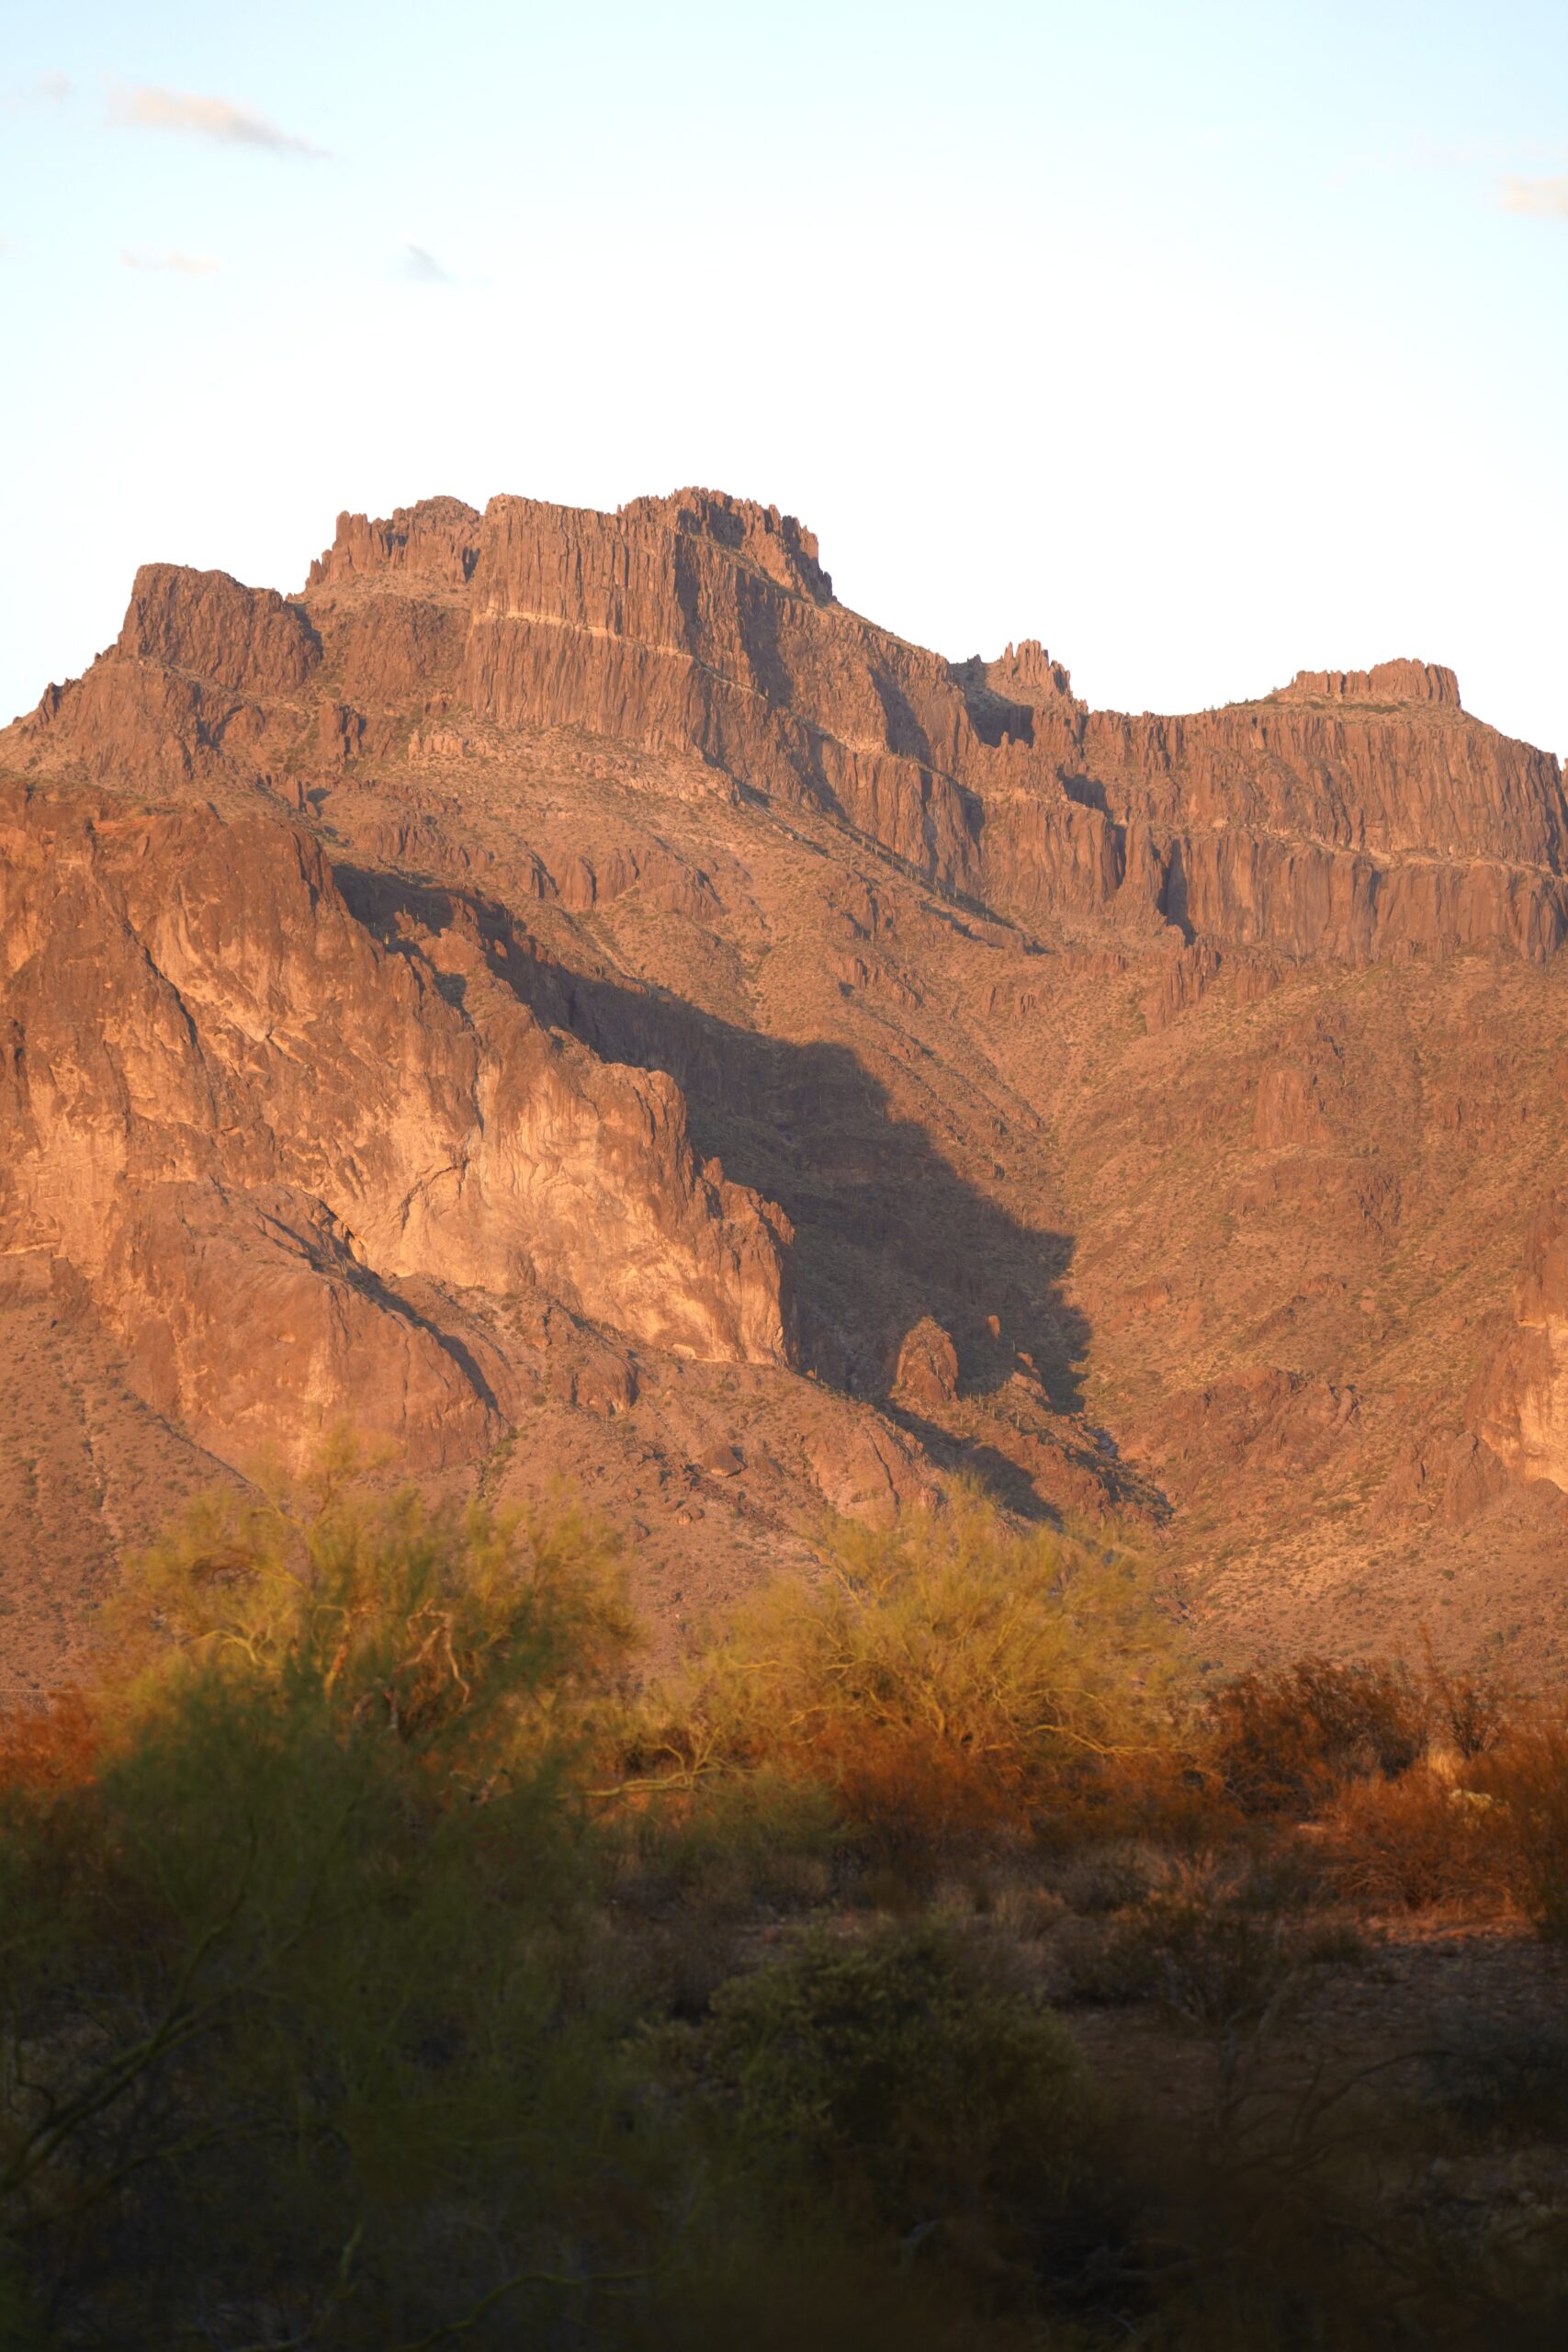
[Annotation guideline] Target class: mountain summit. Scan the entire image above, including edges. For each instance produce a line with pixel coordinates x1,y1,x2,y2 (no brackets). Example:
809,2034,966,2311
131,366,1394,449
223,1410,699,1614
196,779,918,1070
4,485,1567,1688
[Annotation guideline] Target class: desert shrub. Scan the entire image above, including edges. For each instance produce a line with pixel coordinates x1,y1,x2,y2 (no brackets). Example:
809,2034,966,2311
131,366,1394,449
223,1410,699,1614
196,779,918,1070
16,1447,1566,2348
1048,1838,1168,1917
0,1691,98,1797
1066,1858,1301,2032
618,2233,1008,2352
695,1917,1116,2304
108,1442,636,1767
1422,1652,1511,1764
1322,1769,1511,1912
613,1769,840,1920
0,1465,660,2348
637,1489,1187,1860
602,1773,842,2019
1476,1717,1568,1943
1204,1658,1427,1816
1421,2006,1568,2143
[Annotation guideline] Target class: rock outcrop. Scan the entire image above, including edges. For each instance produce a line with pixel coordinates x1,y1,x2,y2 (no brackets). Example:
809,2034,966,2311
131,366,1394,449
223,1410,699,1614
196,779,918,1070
894,1317,961,1409
0,784,794,1472
1277,661,1461,707
1474,1197,1568,1491
441,492,1568,959
118,562,321,695
306,497,482,592
13,489,1565,968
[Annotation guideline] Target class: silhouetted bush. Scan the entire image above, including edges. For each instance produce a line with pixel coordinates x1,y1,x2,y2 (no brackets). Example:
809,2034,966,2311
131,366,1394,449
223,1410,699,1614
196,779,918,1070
1422,2006,1568,2142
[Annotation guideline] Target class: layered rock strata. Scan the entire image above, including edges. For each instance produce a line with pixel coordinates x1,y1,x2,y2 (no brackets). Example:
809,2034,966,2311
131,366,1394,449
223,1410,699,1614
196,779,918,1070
6,482,1568,1679
17,489,1565,968
374,491,1568,960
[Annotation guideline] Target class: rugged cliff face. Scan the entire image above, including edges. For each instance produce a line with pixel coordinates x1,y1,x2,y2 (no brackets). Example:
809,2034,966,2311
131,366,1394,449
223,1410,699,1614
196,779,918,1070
1473,1199,1568,1491
23,489,1564,962
322,488,1568,960
5,483,1568,1687
0,784,794,1475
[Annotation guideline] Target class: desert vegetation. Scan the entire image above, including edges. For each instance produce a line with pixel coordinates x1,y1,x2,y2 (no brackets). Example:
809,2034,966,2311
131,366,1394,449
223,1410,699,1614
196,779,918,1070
2,1450,1567,2347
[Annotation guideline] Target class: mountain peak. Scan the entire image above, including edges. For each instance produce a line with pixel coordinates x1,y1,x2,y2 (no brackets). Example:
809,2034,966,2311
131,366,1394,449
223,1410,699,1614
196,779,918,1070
1277,660,1461,708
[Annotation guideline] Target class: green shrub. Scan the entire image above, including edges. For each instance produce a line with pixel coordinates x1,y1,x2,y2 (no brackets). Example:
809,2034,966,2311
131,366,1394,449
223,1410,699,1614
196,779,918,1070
109,1442,636,1761
1074,1860,1300,2032
637,1488,1186,1858
11,1449,1562,2349
696,1917,1113,2301
0,1464,654,2347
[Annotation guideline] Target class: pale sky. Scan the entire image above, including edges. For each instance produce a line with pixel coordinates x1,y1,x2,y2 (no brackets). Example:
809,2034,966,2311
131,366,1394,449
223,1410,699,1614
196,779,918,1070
3,1,1565,751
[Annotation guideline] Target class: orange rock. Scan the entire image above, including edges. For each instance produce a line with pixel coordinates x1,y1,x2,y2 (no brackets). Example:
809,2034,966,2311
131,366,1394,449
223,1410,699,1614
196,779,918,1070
0,780,795,1476
894,1317,960,1409
6,479,1568,1676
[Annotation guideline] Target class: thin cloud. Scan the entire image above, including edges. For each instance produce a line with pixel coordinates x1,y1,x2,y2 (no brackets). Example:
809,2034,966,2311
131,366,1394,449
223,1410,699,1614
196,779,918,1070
121,248,219,275
107,81,325,156
402,243,455,285
6,71,73,111
1501,175,1568,219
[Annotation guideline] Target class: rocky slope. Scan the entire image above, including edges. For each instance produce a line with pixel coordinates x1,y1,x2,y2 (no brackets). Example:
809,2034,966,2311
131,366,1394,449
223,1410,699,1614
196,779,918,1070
4,485,1567,1690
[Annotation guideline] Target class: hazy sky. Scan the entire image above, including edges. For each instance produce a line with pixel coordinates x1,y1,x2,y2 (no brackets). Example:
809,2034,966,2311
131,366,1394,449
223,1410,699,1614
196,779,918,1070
3,2,1565,748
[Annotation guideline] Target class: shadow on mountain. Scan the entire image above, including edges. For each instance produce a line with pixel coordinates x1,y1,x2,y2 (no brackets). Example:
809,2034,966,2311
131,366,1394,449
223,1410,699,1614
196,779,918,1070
340,867,1090,1414
888,1413,1069,1526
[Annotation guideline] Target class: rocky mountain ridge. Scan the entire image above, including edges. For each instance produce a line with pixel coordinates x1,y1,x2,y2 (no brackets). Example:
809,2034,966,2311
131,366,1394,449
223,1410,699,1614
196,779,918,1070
4,484,1566,1690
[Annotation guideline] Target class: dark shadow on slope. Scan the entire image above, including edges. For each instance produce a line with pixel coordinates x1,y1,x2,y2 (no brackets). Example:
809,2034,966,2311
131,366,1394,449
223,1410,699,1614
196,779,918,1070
1157,839,1196,943
888,1412,1070,1526
527,968,1090,1412
887,1405,1172,1530
1058,771,1111,815
338,868,1091,1417
948,657,1036,750
275,1191,505,1419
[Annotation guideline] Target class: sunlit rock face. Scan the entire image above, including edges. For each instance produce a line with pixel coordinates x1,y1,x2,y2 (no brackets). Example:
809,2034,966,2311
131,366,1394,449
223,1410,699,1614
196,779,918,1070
0,784,794,1473
1476,1199,1568,1493
311,487,1568,960
6,480,1568,1681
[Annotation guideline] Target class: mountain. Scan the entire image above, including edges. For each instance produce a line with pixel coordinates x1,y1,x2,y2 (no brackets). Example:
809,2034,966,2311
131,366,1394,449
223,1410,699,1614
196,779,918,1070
4,485,1567,1695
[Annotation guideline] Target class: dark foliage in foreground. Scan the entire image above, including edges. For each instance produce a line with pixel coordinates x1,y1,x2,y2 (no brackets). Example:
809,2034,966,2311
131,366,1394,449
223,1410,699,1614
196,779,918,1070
3,1455,1568,2346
